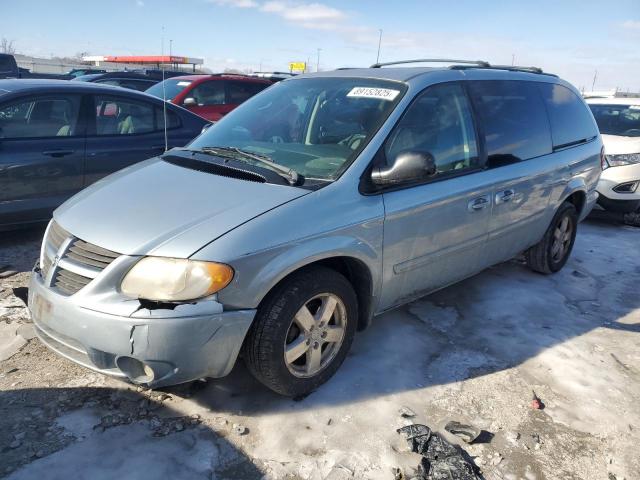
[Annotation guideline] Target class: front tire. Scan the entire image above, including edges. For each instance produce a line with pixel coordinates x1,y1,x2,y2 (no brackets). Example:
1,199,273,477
525,202,577,274
243,266,358,397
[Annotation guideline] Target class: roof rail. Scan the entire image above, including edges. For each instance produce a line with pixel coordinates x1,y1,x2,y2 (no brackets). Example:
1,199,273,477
370,58,490,68
370,58,555,77
450,64,556,76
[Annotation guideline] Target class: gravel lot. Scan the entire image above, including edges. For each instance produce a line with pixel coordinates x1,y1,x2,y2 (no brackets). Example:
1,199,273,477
0,215,638,480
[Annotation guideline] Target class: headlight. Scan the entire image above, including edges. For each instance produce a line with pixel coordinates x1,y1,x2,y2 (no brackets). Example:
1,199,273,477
121,257,234,301
606,153,640,167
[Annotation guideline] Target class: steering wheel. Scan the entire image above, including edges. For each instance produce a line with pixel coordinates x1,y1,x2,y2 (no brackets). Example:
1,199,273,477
269,135,284,143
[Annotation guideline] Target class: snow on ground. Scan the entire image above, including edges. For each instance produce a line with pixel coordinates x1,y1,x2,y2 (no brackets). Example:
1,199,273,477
0,217,639,480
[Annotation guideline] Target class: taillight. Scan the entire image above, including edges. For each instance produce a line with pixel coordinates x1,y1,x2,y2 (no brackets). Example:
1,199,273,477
600,146,607,170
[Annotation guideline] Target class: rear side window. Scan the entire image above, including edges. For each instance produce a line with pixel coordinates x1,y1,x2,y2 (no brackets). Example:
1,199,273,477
154,106,181,130
94,96,155,135
0,56,14,73
468,80,551,166
227,81,269,104
0,95,82,138
538,83,598,148
189,81,225,106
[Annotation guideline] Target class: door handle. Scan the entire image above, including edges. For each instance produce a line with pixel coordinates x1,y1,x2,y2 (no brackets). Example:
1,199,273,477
468,195,490,212
42,150,74,157
151,145,166,150
495,189,515,204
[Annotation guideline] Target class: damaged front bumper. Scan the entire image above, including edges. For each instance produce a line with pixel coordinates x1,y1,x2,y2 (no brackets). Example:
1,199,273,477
28,263,256,388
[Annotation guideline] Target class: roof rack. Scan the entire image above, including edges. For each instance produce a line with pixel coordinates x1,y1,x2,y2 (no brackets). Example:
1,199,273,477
370,58,555,77
371,58,490,68
450,64,556,76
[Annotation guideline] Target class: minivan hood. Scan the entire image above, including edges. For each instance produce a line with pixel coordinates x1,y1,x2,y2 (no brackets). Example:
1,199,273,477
601,134,640,155
55,157,309,258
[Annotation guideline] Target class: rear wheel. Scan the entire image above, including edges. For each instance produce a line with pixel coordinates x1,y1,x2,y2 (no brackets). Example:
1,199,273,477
243,266,357,397
525,202,577,274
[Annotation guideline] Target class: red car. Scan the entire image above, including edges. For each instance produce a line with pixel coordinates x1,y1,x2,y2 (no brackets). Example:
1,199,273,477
145,74,272,122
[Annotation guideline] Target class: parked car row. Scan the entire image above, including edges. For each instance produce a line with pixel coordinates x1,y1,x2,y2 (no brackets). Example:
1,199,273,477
24,60,605,397
0,79,209,229
3,55,288,124
72,69,189,92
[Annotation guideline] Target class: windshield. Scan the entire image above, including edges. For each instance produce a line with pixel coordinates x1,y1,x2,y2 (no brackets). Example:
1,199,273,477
146,79,193,100
589,104,640,137
188,77,406,181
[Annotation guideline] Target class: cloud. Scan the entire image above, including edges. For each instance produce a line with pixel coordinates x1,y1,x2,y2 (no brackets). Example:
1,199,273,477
210,0,348,30
135,0,144,6
209,0,258,8
621,19,640,29
260,1,345,22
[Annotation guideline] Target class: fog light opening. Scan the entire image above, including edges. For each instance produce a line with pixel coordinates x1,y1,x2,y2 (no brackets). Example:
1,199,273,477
613,181,639,194
116,356,155,383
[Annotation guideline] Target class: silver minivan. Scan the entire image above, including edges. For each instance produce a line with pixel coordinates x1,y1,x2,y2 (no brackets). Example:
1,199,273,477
28,60,603,396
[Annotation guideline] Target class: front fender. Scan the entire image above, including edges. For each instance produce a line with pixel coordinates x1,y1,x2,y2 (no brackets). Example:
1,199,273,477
216,230,383,310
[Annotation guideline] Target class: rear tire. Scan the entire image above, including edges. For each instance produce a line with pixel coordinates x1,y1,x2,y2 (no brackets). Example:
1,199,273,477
243,266,358,397
525,202,577,274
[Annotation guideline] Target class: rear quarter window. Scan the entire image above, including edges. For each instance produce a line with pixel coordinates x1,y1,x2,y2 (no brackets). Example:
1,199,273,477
538,83,598,148
468,80,552,167
155,106,181,130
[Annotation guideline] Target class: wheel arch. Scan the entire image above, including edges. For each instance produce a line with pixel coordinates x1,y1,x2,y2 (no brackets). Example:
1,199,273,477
560,179,587,217
245,243,378,332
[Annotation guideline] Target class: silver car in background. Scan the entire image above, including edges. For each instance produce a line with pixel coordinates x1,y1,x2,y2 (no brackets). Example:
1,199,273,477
28,59,602,396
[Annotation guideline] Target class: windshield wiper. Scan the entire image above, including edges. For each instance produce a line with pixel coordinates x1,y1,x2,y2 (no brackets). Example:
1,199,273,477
199,146,304,186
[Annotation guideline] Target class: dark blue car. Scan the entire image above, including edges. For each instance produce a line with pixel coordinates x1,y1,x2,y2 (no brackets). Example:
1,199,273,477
0,79,209,229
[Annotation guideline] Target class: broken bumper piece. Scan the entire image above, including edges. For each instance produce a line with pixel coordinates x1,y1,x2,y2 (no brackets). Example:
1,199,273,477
28,266,256,388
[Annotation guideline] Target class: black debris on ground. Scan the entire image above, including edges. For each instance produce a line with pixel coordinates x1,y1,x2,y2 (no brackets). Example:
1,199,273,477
397,424,481,480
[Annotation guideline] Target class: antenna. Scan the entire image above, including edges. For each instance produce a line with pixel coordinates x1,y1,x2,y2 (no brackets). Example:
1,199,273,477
161,26,168,152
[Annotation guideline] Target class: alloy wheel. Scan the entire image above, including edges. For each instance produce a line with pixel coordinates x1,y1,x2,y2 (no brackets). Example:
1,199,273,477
284,293,347,378
551,215,573,262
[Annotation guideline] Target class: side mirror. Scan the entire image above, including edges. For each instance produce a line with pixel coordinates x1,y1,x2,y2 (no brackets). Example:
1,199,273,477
371,151,436,186
183,97,197,107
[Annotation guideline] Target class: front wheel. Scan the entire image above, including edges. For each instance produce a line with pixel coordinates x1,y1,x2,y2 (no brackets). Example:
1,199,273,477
525,202,578,274
243,266,358,397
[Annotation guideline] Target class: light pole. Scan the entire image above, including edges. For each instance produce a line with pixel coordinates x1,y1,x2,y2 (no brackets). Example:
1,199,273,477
316,48,321,72
376,29,383,64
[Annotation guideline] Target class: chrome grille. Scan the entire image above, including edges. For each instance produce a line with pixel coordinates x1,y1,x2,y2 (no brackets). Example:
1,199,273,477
54,269,93,296
65,239,120,270
41,221,69,279
41,254,53,280
47,221,68,251
40,221,121,296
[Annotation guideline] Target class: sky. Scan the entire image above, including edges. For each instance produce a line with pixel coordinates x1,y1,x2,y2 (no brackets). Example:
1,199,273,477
2,0,640,91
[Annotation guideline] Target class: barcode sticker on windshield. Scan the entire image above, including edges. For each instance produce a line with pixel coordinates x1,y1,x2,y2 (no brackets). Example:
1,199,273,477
347,87,400,101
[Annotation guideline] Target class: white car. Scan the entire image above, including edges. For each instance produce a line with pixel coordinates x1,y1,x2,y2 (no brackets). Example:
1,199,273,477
587,97,640,213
